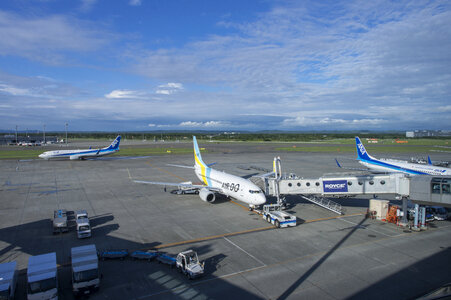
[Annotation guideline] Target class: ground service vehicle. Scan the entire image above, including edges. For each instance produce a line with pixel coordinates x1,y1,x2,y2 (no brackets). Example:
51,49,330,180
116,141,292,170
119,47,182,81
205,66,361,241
27,252,58,300
71,244,100,297
262,204,296,228
176,250,204,279
76,219,91,239
0,261,18,300
52,209,68,233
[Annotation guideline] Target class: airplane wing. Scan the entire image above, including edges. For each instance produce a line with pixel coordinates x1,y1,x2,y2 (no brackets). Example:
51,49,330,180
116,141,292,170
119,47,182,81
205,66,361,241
335,159,389,174
335,159,371,172
133,180,222,192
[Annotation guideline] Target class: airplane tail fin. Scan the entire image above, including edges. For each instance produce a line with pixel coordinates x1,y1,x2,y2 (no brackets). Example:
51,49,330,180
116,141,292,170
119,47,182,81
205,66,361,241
355,137,372,161
428,156,432,165
106,136,121,150
193,136,207,168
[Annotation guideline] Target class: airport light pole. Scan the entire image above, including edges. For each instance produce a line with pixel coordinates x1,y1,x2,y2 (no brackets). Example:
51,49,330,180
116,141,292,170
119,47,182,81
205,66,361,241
43,124,46,144
15,125,18,144
65,122,68,146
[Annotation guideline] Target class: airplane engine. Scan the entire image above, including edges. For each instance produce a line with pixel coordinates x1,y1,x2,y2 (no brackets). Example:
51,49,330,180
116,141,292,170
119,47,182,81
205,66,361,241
199,188,215,203
70,155,81,160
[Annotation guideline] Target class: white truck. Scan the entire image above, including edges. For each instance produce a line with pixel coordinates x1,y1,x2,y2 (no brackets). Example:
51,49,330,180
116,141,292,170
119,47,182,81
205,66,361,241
0,261,18,300
75,210,91,239
262,204,297,228
176,250,204,279
52,209,68,234
71,244,100,297
27,252,58,300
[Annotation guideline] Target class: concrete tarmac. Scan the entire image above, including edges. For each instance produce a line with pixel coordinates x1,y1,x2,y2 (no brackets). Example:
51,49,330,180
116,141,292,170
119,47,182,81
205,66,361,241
0,141,450,299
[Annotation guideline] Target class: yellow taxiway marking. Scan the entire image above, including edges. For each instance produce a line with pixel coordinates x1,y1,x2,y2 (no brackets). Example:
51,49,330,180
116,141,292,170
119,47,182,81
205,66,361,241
151,212,366,250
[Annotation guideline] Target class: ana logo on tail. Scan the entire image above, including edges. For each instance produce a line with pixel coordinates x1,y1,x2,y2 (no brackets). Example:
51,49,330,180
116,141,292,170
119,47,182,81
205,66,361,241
358,143,366,156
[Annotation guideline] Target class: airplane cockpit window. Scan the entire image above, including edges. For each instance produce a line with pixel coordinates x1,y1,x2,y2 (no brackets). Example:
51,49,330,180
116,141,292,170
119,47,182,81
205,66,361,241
249,190,261,194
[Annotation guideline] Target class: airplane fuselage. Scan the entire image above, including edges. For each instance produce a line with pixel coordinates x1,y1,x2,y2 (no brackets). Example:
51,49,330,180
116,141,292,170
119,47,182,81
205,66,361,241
194,164,266,206
358,159,451,176
39,148,118,160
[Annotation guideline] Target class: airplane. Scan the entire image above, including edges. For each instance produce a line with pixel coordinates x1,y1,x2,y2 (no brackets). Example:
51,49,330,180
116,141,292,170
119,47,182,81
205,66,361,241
339,136,451,175
134,136,266,209
39,136,121,160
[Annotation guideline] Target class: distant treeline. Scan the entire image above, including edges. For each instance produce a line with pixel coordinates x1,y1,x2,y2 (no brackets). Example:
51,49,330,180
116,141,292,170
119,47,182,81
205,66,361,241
20,132,446,142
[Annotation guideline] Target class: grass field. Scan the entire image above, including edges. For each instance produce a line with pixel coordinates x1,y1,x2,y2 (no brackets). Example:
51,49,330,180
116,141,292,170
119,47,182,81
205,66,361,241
0,147,196,160
0,138,449,160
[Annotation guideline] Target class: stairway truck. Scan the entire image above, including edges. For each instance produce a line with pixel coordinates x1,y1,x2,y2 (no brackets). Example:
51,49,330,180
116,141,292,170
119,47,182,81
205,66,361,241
0,261,18,300
71,244,100,297
262,204,296,228
27,252,58,300
53,209,68,234
176,250,204,279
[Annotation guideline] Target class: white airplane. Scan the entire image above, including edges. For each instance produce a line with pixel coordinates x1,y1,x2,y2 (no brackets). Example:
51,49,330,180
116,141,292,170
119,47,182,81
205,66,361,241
39,136,121,160
134,136,266,208
343,136,451,175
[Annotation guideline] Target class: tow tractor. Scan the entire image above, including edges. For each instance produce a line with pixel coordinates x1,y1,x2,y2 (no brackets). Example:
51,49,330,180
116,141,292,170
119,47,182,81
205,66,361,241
176,250,204,279
170,181,199,195
262,204,296,228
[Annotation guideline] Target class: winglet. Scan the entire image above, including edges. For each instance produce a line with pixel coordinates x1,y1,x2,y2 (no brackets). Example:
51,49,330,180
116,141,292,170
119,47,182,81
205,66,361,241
335,159,342,168
355,136,372,161
427,156,432,165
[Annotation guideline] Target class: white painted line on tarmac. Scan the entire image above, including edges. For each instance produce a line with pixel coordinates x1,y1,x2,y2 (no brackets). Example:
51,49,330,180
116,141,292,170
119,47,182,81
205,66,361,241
223,236,266,266
338,217,393,237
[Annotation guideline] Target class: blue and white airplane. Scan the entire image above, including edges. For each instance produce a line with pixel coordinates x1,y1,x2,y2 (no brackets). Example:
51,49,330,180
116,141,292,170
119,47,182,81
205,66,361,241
351,136,451,175
39,136,121,160
134,136,266,208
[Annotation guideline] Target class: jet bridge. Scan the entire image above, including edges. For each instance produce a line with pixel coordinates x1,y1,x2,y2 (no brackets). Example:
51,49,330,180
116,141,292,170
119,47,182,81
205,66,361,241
257,157,451,216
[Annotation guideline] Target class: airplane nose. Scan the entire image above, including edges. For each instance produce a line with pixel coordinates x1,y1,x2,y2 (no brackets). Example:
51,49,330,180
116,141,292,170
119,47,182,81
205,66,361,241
255,194,266,205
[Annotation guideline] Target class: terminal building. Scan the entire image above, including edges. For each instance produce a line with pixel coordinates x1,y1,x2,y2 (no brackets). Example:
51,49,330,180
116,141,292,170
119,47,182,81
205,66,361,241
0,134,59,145
406,130,451,138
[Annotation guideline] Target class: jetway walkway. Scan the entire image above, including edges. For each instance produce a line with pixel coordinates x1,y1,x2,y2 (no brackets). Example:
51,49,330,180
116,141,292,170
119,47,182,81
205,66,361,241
254,157,451,216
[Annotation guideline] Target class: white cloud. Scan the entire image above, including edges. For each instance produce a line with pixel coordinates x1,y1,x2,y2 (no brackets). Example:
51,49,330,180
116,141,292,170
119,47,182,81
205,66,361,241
80,0,97,12
0,10,113,64
105,89,144,99
155,82,183,95
282,116,386,128
0,84,31,96
129,0,142,6
438,105,451,113
179,121,229,127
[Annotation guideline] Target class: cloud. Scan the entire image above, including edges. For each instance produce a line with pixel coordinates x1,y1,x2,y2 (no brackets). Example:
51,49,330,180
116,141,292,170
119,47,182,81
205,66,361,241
179,121,229,127
80,0,97,12
105,89,145,99
126,1,451,130
0,84,32,97
0,10,114,64
129,0,142,6
155,83,183,95
282,116,386,128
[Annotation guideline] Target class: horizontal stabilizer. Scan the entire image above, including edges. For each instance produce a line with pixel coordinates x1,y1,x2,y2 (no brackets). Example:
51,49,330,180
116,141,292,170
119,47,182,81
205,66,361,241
166,164,195,169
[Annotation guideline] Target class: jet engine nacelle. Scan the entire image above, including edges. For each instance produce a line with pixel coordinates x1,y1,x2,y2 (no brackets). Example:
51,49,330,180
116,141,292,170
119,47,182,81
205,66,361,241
199,188,215,203
70,155,81,160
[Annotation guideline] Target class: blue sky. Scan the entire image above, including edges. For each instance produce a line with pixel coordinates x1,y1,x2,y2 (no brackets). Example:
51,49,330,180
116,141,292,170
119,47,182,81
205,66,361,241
0,0,450,132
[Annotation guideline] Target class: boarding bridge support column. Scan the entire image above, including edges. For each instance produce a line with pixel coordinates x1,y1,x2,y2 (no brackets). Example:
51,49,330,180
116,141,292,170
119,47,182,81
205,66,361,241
413,204,419,230
273,156,283,207
420,207,427,230
400,197,408,226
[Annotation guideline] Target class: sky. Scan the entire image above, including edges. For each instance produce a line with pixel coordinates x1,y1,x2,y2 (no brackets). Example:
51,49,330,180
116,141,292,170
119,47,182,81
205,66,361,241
0,0,450,132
